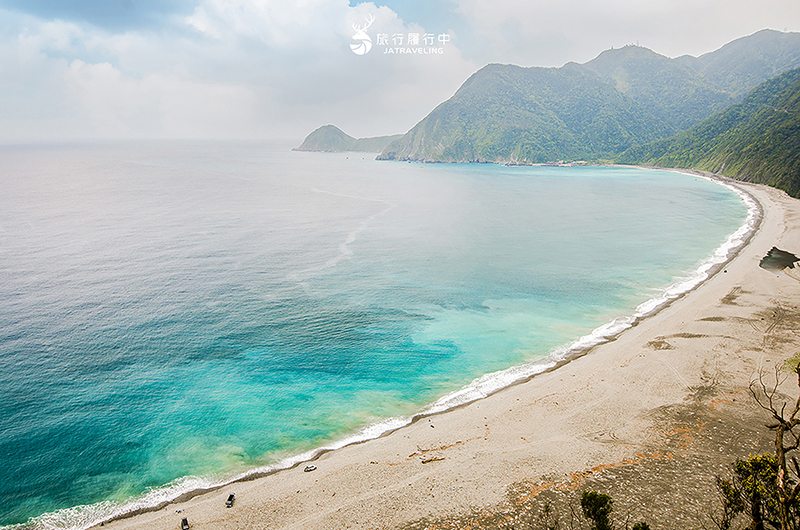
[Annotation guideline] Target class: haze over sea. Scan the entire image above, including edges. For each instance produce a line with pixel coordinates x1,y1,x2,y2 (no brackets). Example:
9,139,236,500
0,141,752,529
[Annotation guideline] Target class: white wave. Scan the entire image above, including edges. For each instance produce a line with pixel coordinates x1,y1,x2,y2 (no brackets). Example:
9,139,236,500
11,175,759,530
418,175,759,418
10,476,222,530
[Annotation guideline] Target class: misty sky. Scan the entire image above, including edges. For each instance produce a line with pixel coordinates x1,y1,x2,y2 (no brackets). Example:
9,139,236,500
0,0,798,141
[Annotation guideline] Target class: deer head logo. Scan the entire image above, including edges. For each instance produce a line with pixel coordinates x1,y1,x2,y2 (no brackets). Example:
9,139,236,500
350,14,375,55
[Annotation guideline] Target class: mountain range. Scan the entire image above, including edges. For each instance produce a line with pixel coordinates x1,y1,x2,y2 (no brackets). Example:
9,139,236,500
298,29,800,197
619,66,800,197
377,29,800,165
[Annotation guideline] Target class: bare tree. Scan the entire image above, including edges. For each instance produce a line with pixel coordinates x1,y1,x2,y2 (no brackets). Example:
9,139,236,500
750,365,800,530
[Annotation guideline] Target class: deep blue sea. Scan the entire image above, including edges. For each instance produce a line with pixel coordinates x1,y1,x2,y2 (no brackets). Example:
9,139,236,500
0,141,753,529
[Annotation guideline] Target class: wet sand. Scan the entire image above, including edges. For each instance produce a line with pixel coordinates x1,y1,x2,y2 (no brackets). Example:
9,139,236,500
99,180,800,530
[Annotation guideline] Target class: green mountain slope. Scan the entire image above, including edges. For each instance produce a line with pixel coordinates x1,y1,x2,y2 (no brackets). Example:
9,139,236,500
378,29,800,164
294,125,402,153
571,45,734,132
694,29,800,96
379,63,670,163
295,125,355,152
618,68,800,198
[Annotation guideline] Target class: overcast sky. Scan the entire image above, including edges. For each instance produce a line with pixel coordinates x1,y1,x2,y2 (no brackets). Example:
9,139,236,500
0,0,798,142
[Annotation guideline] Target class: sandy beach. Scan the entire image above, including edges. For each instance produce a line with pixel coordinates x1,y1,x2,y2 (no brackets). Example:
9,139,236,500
99,178,800,530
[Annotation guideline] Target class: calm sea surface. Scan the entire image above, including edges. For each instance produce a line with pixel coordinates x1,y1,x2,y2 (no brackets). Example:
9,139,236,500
0,141,751,528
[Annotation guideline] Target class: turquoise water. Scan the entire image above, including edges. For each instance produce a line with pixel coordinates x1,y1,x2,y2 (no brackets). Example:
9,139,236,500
0,141,751,528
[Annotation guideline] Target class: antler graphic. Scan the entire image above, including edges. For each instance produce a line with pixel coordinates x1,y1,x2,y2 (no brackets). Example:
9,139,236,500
352,13,375,34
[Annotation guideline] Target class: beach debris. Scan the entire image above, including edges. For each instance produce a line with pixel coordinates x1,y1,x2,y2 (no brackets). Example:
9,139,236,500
304,465,317,472
421,456,445,464
225,493,235,507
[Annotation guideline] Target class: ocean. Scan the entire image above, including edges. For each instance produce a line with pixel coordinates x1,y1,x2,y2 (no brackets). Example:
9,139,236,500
0,140,753,529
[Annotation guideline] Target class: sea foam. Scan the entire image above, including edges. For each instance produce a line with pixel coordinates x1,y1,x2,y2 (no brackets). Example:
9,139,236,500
19,177,759,530
5,157,758,530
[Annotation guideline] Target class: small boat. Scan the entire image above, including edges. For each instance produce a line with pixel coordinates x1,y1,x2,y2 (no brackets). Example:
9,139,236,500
226,493,235,508
180,518,189,530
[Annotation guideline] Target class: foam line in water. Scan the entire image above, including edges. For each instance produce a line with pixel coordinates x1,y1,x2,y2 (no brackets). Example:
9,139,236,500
288,187,395,281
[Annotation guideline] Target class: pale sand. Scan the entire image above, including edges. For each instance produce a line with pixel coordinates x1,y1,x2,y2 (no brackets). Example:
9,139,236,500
100,180,800,530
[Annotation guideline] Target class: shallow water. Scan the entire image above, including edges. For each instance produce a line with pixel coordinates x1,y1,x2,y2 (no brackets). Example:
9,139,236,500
0,141,749,528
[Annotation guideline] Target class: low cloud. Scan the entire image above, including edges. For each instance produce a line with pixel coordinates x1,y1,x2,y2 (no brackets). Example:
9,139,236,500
0,1,476,140
0,0,797,141
454,0,800,66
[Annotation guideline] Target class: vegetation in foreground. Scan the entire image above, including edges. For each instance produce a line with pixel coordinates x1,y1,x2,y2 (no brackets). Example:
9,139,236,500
401,362,800,530
711,367,800,530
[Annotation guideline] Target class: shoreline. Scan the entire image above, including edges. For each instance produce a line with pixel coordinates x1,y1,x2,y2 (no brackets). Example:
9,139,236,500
73,169,756,528
82,173,800,530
